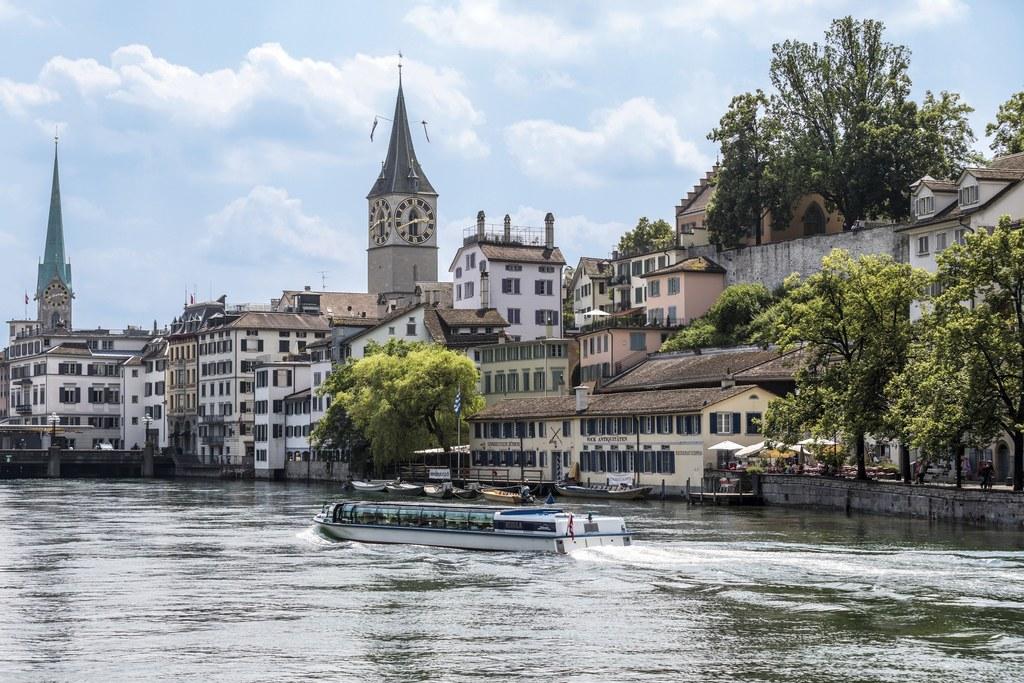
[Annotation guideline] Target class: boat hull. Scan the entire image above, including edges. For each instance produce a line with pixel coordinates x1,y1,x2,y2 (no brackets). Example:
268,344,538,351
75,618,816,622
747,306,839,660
351,482,387,493
384,484,424,495
480,489,534,505
555,485,653,500
314,521,628,554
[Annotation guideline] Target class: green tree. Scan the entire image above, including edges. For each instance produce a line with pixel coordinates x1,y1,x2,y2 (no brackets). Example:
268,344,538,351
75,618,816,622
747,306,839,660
705,90,796,248
322,343,482,471
761,250,928,478
661,283,775,352
616,217,674,255
986,91,1024,156
916,90,983,180
928,216,1024,490
887,314,1000,488
769,17,975,227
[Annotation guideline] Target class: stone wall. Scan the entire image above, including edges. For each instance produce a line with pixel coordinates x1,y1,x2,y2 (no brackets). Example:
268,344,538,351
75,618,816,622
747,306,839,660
687,225,899,291
759,474,1024,528
284,459,351,483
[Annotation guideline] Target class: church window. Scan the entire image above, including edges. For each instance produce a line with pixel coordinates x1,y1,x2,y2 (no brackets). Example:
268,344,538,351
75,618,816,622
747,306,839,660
803,203,826,235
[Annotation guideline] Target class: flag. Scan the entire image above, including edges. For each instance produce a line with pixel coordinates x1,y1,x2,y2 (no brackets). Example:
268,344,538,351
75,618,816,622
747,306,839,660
567,513,575,540
24,292,29,305
190,293,195,305
453,388,462,416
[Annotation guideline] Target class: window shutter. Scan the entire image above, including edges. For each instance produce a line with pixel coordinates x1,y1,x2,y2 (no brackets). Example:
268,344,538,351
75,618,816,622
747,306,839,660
709,413,718,434
732,413,741,434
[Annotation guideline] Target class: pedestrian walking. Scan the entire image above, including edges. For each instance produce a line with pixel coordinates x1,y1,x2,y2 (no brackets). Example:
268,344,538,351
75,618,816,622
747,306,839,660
980,460,994,490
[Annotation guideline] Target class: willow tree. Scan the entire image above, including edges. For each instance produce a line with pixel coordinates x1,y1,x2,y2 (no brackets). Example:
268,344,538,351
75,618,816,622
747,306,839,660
761,250,928,478
321,342,482,471
929,217,1024,491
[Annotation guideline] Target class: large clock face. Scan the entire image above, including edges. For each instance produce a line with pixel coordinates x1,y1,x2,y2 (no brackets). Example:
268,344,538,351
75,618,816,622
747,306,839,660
369,199,392,246
44,282,68,307
394,198,436,244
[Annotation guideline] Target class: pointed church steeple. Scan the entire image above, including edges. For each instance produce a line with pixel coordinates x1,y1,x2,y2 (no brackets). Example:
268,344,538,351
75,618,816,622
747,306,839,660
367,74,436,198
37,137,72,296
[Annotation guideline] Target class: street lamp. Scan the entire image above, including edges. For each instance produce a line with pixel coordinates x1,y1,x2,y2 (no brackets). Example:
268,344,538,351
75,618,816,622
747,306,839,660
47,412,60,447
142,415,153,449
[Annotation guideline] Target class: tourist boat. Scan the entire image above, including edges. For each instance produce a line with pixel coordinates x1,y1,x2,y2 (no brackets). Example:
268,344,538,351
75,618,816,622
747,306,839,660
384,482,424,495
313,500,632,554
351,480,387,493
480,486,535,505
554,484,654,500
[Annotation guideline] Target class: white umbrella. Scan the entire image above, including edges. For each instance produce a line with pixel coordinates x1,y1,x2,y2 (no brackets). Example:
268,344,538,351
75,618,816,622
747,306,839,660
797,437,837,446
581,309,610,318
708,440,744,451
735,441,766,458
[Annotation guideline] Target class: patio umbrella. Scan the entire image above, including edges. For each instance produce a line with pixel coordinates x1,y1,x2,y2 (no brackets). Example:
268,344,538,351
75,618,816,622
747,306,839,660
735,441,766,458
708,440,745,451
581,309,610,318
797,437,837,446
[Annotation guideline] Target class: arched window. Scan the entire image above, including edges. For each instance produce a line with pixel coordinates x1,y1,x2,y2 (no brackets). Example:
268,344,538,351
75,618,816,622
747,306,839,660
803,203,826,236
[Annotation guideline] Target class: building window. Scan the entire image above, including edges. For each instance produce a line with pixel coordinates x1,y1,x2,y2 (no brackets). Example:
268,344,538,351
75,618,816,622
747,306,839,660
935,232,947,251
501,278,521,294
954,228,967,245
279,340,289,353
746,412,762,434
507,308,521,325
915,196,934,216
629,332,646,351
465,281,475,298
535,310,559,326
406,321,417,336
802,202,826,235
456,284,462,300
455,267,463,278
959,184,979,206
667,277,680,295
648,280,660,297
917,236,929,256
534,280,553,296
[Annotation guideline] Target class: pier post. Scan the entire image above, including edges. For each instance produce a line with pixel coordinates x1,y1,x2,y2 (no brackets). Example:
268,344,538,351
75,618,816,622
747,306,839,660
142,443,154,478
47,445,61,478
661,479,665,500
686,478,691,504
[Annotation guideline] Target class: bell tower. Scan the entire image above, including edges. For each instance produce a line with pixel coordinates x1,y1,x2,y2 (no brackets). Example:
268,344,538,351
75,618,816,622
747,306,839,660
366,64,438,299
36,136,73,330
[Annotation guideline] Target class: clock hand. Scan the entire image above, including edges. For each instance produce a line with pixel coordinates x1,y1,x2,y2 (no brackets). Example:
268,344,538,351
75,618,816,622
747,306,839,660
396,217,430,229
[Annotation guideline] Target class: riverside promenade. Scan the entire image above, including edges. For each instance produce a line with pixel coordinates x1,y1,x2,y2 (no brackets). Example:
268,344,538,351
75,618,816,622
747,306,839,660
759,474,1024,528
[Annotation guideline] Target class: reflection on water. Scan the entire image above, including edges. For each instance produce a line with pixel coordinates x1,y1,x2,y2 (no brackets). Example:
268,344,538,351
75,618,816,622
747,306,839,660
1,480,1022,682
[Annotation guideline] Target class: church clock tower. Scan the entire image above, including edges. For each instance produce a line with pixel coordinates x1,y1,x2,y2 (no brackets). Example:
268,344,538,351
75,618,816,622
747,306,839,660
366,70,438,298
36,138,74,330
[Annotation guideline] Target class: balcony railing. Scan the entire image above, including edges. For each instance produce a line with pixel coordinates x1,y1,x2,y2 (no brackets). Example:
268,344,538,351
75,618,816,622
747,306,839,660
199,415,226,424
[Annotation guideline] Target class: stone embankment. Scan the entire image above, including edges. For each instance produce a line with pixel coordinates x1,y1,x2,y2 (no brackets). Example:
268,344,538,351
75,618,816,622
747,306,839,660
759,474,1024,528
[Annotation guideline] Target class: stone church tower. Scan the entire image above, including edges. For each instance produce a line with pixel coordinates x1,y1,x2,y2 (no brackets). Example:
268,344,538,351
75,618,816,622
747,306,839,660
366,73,438,299
36,139,73,330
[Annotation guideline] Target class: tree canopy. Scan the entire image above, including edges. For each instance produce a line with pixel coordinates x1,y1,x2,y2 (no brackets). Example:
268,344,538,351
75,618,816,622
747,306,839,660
616,217,674,254
923,217,1024,490
660,283,775,352
760,250,928,478
986,91,1024,156
706,17,979,244
313,340,482,473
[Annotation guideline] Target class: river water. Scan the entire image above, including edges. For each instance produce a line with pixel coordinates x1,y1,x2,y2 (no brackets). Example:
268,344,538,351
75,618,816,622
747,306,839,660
1,480,1022,682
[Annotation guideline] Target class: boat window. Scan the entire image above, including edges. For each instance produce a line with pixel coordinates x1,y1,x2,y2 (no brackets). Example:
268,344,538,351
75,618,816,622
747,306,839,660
381,507,400,526
468,512,493,531
422,509,445,528
354,506,375,525
445,510,470,530
399,508,421,527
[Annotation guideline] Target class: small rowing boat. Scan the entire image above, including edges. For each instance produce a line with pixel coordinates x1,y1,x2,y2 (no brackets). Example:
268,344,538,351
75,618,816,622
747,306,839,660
314,500,632,553
480,486,535,505
423,483,452,499
384,482,424,495
554,484,653,501
351,480,387,493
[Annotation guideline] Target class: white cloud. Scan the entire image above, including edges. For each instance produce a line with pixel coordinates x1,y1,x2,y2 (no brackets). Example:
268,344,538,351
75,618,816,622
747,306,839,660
0,0,44,26
404,0,590,61
203,186,355,263
885,0,968,31
494,65,578,94
0,78,58,115
215,140,345,185
505,97,711,186
21,43,487,158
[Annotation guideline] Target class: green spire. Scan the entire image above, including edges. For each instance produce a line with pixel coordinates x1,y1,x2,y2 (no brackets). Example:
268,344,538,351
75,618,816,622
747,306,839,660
37,139,72,295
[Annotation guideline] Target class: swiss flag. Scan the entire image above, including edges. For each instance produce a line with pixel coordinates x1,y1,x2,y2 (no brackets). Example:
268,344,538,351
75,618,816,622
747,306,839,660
24,293,29,305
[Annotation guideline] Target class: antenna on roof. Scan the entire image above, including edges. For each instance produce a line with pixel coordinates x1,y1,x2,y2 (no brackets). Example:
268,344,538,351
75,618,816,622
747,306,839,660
318,271,328,289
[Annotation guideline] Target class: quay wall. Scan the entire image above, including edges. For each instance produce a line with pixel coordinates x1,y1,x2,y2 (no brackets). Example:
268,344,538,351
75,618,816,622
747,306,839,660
687,225,899,291
283,460,351,483
759,475,1024,528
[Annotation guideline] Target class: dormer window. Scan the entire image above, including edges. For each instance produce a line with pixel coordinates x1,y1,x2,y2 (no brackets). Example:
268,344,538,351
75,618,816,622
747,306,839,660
959,185,979,206
914,196,934,216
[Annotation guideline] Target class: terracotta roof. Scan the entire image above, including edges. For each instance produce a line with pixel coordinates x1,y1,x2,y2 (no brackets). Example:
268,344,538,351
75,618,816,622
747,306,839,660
227,311,330,332
917,177,957,192
345,304,424,343
987,152,1024,171
601,348,783,392
646,256,726,277
423,308,507,348
478,243,566,266
472,384,766,420
275,290,380,319
734,348,807,381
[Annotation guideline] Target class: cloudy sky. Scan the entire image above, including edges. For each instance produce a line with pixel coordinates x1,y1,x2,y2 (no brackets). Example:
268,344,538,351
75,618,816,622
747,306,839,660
0,0,1018,327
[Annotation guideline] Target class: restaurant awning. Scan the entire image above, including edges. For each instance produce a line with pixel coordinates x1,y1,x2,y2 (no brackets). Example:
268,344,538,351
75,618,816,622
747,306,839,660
708,440,745,451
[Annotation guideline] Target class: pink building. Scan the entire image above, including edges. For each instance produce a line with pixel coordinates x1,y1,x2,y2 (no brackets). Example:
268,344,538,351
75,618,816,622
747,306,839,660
643,256,726,326
578,327,673,385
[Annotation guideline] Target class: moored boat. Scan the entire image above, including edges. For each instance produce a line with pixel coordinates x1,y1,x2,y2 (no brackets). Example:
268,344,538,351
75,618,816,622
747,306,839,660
554,484,654,501
423,483,452,499
351,480,387,493
480,486,535,505
313,500,632,553
384,482,424,495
